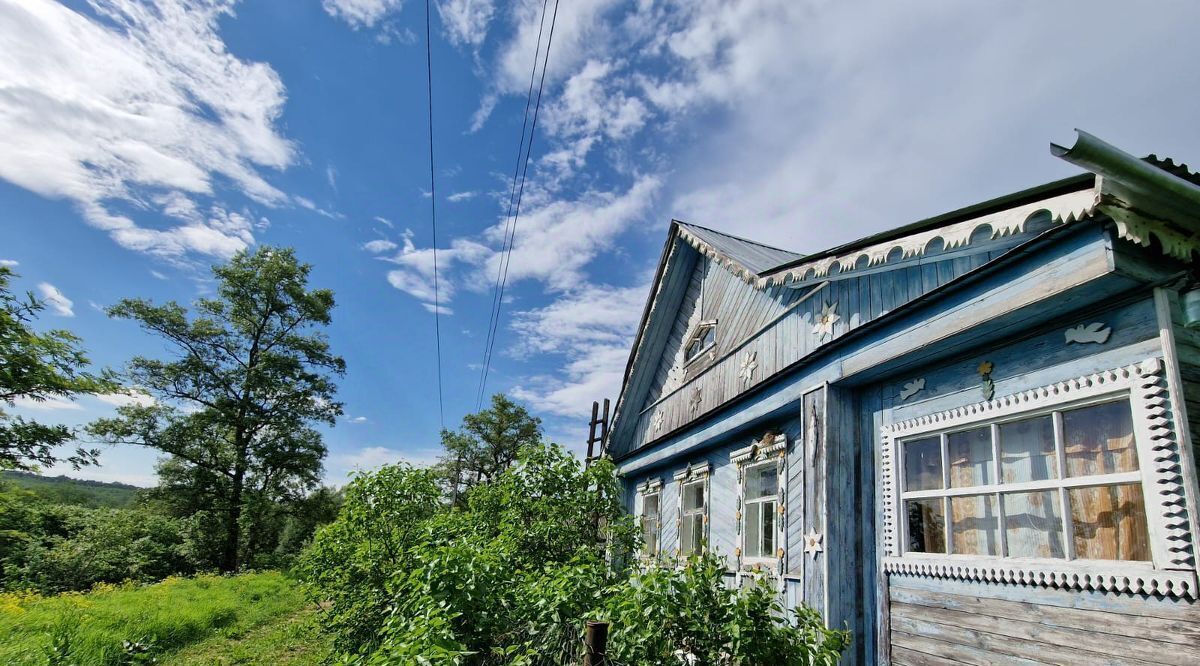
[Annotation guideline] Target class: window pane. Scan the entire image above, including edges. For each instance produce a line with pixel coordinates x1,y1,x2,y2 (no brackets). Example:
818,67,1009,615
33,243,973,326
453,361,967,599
904,437,943,491
999,416,1057,483
745,463,778,500
681,514,704,555
762,501,775,557
1063,401,1138,477
906,498,946,553
948,427,992,488
745,502,762,558
683,481,705,512
641,515,659,556
1003,491,1065,558
950,494,1000,556
1069,483,1151,561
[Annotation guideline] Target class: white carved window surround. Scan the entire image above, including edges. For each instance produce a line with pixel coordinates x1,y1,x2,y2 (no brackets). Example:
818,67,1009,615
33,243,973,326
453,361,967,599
731,433,788,572
880,358,1198,598
674,462,711,557
636,479,663,559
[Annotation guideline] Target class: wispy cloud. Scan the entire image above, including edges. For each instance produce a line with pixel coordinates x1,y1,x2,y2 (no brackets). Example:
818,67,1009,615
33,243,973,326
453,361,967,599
437,0,494,49
363,239,398,253
36,282,73,317
0,0,296,260
326,445,442,482
322,0,403,30
0,259,18,267
447,191,478,202
95,391,156,408
11,395,81,411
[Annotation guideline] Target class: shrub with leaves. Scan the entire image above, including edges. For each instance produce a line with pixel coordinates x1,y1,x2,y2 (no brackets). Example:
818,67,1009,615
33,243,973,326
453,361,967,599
599,553,850,665
303,439,848,664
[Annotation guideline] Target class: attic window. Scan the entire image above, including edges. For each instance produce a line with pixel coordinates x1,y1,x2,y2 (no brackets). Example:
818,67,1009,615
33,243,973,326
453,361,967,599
683,321,717,365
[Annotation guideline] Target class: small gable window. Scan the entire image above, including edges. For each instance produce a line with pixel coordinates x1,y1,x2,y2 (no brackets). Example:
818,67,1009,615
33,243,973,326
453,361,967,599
684,321,717,365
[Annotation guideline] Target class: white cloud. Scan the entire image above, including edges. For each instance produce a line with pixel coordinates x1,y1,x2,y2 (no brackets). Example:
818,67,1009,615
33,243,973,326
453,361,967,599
0,259,17,267
95,391,156,408
437,0,494,48
36,282,74,317
447,190,477,202
363,239,398,253
383,229,491,310
149,270,168,280
326,164,338,192
374,215,395,228
11,396,82,411
0,0,296,260
508,282,646,419
346,415,369,424
323,0,403,29
327,445,442,481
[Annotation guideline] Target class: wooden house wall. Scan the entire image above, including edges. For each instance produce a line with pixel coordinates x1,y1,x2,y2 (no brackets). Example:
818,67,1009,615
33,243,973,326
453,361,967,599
868,294,1197,665
631,234,1038,453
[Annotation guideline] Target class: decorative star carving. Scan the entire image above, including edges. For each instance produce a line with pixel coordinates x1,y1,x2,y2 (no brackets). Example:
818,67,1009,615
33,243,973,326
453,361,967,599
813,301,840,340
737,351,758,388
689,386,703,414
804,530,824,556
652,411,664,433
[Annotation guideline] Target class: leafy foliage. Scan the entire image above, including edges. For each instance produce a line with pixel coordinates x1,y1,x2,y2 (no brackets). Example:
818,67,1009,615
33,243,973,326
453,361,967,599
88,247,345,572
303,436,847,665
0,471,140,509
0,267,116,471
601,554,850,665
438,394,543,505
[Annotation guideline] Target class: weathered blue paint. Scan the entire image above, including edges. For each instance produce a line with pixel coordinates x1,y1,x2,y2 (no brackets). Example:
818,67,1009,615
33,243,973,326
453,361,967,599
610,155,1200,665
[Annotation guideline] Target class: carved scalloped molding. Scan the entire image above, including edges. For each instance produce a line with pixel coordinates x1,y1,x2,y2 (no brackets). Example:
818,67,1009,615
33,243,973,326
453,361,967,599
730,432,787,464
879,357,1197,595
636,477,663,495
884,556,1196,598
673,461,712,482
1106,205,1200,262
761,188,1098,288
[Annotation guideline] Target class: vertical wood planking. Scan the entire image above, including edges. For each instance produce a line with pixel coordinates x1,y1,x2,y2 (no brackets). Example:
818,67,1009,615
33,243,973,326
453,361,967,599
802,386,827,616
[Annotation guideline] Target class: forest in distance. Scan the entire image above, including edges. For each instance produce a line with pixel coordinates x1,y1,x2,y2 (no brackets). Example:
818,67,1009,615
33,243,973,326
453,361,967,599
0,249,847,664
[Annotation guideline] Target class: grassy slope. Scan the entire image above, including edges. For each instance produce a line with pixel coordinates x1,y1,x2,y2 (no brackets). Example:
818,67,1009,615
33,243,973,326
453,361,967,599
0,571,326,665
1,471,140,508
167,606,331,665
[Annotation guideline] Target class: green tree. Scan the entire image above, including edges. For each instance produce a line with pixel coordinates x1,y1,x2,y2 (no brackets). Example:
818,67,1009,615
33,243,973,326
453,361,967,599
88,247,344,572
438,394,542,504
0,267,115,471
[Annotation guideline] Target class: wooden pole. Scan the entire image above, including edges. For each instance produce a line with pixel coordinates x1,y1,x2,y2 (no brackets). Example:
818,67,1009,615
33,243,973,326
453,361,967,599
583,620,609,666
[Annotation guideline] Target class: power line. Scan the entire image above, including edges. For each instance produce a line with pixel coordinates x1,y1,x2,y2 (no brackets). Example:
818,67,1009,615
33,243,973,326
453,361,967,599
424,0,445,429
476,0,561,410
476,0,551,409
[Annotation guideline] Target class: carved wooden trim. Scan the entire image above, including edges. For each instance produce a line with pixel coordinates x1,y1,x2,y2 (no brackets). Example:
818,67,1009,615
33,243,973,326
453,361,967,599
884,556,1197,598
762,188,1097,288
672,461,711,482
729,432,787,464
879,357,1198,593
636,477,663,495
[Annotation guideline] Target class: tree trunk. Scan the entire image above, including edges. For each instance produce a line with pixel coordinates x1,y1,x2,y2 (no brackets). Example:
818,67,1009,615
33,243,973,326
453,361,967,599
222,467,244,572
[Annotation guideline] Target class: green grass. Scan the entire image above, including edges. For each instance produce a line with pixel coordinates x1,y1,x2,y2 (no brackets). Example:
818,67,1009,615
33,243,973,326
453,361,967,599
1,471,141,508
0,571,320,665
167,606,331,665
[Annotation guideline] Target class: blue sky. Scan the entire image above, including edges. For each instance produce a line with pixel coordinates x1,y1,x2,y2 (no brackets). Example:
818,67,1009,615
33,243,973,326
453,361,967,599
3,0,1200,485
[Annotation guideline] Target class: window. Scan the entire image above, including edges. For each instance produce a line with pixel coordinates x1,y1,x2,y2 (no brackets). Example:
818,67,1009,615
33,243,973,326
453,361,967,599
900,399,1151,562
640,491,661,557
680,479,707,555
684,321,716,364
742,461,779,560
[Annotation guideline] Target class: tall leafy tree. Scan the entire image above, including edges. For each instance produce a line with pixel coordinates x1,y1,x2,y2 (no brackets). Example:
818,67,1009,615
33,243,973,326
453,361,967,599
0,267,115,471
88,247,344,571
437,394,542,504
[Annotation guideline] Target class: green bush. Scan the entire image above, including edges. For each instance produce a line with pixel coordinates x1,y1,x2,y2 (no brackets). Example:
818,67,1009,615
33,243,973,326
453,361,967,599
0,484,200,593
302,443,850,665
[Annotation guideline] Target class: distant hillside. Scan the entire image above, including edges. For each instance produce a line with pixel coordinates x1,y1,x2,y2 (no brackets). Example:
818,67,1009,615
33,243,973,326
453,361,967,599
0,471,143,508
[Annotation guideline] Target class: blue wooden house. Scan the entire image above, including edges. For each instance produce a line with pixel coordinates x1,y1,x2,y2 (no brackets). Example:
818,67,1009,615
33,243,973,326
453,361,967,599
606,131,1200,664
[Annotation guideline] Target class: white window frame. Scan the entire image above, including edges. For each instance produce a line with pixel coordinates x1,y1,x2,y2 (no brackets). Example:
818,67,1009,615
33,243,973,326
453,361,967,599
674,462,711,557
636,478,663,559
880,358,1198,598
730,432,788,572
683,320,717,367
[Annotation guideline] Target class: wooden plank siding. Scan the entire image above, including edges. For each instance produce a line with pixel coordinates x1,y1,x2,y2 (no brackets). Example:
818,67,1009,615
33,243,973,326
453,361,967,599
632,243,1011,452
887,576,1200,666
